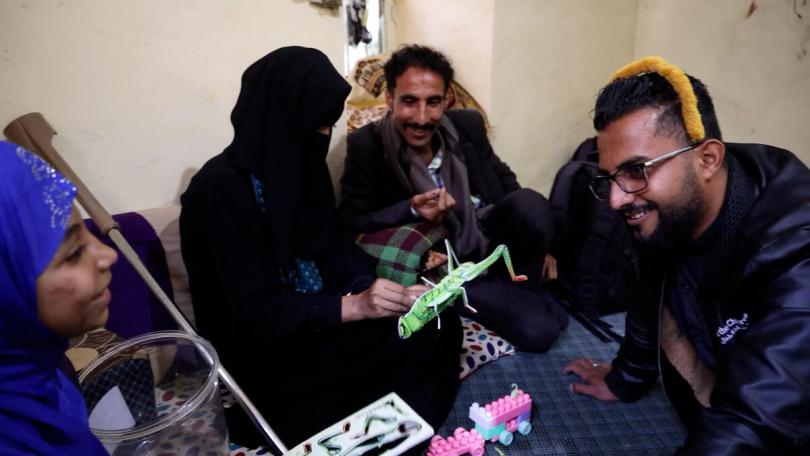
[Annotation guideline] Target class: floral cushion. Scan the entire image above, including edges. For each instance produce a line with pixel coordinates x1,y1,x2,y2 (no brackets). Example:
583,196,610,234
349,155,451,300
459,317,516,380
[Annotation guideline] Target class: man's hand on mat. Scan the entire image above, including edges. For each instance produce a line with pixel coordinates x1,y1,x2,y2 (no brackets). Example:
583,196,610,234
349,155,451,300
563,358,618,401
341,279,418,322
411,188,455,222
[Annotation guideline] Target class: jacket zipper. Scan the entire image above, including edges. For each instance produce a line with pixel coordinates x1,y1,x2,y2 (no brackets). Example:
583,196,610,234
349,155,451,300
657,276,668,400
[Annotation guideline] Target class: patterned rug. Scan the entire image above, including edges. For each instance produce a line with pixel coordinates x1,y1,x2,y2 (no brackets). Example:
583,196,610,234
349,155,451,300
437,313,686,455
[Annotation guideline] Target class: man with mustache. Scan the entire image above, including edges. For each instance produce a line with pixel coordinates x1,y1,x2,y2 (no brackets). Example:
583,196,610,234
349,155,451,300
564,56,810,454
340,44,568,351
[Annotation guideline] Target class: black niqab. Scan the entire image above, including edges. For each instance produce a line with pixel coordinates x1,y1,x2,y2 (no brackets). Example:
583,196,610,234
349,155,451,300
225,46,351,264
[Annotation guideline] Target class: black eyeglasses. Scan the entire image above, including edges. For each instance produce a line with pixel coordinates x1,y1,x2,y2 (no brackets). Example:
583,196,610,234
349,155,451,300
589,143,700,201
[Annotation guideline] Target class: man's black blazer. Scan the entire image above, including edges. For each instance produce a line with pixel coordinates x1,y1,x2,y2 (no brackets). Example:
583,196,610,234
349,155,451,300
339,109,520,234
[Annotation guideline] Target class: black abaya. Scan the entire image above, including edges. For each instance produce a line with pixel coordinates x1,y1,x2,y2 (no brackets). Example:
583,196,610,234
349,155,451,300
179,47,461,447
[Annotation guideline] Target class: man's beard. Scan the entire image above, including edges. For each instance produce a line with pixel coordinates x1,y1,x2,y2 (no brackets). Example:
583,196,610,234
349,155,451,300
635,167,705,254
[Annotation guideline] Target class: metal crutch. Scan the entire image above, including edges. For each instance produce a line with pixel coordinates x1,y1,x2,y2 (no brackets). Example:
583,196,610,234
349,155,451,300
4,112,289,455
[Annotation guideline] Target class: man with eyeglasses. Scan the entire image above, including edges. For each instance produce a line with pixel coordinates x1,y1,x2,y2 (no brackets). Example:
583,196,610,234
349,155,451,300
563,56,810,454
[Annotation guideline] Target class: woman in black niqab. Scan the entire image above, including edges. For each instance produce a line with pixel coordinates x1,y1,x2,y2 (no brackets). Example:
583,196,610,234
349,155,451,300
180,47,461,448
226,46,348,264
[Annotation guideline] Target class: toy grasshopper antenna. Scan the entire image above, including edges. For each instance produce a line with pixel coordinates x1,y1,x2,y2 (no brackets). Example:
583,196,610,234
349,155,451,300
445,239,460,272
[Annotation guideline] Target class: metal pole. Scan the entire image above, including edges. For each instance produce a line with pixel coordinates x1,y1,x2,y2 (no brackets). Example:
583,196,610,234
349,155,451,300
107,230,288,453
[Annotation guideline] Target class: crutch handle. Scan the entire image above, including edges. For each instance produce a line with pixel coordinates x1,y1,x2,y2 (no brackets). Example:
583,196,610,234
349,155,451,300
4,112,119,235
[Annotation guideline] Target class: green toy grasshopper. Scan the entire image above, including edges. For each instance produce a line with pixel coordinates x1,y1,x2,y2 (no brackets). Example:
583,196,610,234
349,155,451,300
397,240,527,339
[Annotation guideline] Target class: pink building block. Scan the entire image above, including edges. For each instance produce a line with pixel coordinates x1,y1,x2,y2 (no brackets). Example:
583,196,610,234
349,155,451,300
426,427,485,456
469,389,532,430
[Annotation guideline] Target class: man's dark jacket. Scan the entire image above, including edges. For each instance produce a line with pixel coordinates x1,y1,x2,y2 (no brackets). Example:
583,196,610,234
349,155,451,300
606,143,810,454
339,109,519,233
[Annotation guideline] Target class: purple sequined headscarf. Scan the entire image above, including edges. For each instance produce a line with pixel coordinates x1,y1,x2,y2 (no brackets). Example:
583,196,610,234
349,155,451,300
0,141,107,454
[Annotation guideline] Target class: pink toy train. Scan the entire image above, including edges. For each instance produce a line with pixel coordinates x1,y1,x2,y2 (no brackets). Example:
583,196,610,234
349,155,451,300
427,384,533,455
427,427,486,456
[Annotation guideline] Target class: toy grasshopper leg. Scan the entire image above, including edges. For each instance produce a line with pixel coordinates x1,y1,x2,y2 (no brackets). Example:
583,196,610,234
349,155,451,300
460,244,528,282
421,278,444,328
445,285,476,313
445,239,459,273
497,244,528,282
428,300,442,330
458,285,477,313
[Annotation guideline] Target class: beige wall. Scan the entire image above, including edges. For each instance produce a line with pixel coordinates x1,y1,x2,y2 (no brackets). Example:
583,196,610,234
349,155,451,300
386,0,639,194
0,0,344,214
385,0,809,194
489,0,638,194
4,1,807,213
635,0,810,164
387,0,495,113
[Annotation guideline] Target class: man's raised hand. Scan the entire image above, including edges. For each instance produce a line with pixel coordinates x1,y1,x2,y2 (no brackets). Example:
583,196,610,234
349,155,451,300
411,188,455,222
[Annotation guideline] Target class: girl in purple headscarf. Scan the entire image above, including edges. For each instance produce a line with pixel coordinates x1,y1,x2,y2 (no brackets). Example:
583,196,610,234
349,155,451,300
0,141,118,454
